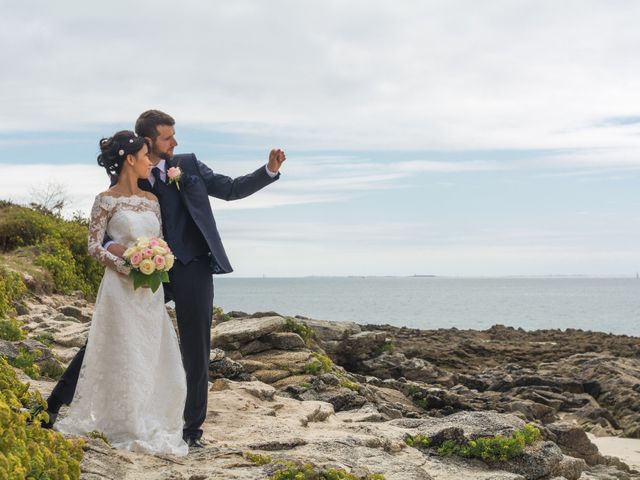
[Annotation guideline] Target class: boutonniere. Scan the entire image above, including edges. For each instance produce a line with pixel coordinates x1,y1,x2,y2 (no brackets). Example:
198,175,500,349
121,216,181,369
167,166,183,191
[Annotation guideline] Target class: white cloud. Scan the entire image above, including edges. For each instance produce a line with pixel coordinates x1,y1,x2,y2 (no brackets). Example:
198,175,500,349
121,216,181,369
0,164,109,214
1,0,640,154
2,2,640,276
221,220,640,276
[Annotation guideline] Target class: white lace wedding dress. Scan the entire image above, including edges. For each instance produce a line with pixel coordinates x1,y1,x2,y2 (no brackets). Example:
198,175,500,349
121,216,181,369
55,193,188,456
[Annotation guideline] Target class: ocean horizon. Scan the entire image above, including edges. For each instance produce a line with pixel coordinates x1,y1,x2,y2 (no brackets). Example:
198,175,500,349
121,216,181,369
212,276,640,337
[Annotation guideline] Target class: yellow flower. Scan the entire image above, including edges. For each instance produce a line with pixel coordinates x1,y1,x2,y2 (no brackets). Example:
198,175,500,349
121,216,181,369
165,254,175,270
152,246,165,256
137,237,150,249
123,247,135,258
139,259,156,275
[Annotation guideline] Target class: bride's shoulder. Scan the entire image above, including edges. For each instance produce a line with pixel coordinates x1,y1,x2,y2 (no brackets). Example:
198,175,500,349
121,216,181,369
93,190,116,204
93,190,120,205
139,191,159,204
96,188,121,199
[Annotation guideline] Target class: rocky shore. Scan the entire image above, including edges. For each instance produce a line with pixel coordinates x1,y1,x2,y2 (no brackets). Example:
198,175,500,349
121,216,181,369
3,292,640,480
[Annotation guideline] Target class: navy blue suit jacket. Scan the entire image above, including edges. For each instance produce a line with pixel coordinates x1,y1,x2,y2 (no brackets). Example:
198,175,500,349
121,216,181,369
158,153,279,273
110,153,279,274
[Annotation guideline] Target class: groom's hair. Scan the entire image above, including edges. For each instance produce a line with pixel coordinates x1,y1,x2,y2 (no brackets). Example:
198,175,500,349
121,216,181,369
135,110,175,140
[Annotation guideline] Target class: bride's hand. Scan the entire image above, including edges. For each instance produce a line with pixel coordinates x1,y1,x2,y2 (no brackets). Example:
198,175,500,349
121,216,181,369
107,243,127,258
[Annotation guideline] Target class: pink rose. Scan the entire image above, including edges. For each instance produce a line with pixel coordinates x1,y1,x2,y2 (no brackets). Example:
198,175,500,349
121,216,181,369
142,248,154,259
149,238,160,247
130,252,143,266
167,167,182,180
154,255,166,269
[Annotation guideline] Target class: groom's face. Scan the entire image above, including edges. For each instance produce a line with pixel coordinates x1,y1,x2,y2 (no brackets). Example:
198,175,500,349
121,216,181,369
150,124,178,162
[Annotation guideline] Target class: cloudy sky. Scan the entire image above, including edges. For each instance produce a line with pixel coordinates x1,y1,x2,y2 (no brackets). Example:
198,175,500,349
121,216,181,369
1,0,639,276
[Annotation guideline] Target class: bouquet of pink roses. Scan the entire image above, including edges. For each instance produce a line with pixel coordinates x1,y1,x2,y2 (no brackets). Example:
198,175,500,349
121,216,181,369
123,237,175,292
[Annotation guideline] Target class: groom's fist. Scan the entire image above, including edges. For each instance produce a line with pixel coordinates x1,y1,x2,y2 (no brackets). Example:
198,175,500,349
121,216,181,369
267,149,286,173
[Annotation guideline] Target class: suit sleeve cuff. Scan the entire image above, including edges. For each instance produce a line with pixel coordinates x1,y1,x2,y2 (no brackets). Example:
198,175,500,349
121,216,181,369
265,165,279,178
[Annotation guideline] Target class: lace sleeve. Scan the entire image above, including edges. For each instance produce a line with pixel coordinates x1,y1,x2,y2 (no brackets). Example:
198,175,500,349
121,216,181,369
88,195,131,275
152,200,163,237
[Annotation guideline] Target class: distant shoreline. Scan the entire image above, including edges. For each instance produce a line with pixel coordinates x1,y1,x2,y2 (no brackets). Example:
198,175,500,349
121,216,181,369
219,274,640,279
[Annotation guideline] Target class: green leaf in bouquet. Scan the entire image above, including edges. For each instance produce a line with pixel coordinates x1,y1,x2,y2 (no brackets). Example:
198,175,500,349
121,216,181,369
131,271,147,290
148,273,162,293
160,271,170,283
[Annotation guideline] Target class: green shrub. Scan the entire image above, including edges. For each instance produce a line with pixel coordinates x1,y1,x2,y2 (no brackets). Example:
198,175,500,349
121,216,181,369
0,318,26,341
88,430,111,446
35,235,102,298
244,451,272,465
0,205,103,298
339,378,360,392
405,434,432,448
10,346,42,379
285,317,314,344
520,423,543,444
213,306,232,323
32,332,54,347
268,460,385,480
40,359,65,380
271,463,364,480
271,462,316,480
0,356,84,479
0,268,27,319
304,353,333,375
374,342,394,356
435,424,542,463
322,468,360,480
407,385,421,396
414,398,428,410
436,439,460,456
0,206,55,251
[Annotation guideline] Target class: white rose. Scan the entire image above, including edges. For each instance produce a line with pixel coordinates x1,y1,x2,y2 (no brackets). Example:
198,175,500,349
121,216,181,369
139,259,156,275
165,254,175,270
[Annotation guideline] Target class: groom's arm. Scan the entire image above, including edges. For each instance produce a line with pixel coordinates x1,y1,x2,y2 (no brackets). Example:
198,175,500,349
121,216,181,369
194,150,285,201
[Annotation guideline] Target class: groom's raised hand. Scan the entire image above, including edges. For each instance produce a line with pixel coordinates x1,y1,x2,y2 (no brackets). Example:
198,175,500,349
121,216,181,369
267,149,286,173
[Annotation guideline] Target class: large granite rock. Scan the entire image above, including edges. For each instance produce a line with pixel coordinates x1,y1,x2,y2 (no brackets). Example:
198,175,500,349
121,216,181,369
211,316,288,350
7,296,639,479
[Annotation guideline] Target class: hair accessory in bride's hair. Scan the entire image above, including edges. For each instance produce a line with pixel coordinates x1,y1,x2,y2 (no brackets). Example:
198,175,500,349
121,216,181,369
97,130,146,177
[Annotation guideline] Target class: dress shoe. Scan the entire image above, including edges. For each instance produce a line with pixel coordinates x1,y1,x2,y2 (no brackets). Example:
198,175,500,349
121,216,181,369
29,405,57,429
185,437,204,449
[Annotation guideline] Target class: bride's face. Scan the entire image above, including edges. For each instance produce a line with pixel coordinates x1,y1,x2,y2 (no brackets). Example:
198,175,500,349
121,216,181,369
127,144,152,179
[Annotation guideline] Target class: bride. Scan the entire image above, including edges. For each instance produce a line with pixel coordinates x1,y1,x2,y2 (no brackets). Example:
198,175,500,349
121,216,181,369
55,130,188,456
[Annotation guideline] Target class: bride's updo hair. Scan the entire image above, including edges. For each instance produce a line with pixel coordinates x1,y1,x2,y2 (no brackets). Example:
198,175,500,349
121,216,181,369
97,130,148,176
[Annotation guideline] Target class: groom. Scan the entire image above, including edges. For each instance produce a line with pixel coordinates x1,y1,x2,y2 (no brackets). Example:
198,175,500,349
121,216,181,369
45,110,285,448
